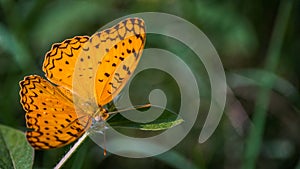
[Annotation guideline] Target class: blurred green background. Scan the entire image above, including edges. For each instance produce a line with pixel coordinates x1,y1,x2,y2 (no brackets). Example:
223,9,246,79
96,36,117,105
0,0,299,168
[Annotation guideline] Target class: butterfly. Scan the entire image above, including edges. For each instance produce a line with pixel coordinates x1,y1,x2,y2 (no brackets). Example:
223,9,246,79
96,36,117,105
19,18,146,149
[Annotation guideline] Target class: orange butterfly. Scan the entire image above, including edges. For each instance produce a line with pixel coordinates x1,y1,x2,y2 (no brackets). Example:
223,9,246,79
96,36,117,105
19,18,146,149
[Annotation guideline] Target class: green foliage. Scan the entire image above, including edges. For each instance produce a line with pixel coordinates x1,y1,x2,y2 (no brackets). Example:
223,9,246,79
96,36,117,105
108,109,184,131
0,125,34,169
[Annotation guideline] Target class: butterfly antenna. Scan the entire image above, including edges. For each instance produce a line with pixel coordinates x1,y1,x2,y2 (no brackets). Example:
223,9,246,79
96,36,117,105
108,103,151,115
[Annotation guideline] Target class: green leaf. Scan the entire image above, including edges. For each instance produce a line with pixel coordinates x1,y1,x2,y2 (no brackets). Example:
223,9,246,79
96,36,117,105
0,124,34,169
107,107,184,131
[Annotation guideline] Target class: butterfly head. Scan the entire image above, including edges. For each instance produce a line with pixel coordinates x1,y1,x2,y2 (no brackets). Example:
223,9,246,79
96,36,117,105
89,107,109,133
93,107,109,122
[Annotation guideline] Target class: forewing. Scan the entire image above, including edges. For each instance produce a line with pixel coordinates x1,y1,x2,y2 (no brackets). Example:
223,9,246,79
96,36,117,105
95,24,145,105
72,18,146,107
43,36,89,90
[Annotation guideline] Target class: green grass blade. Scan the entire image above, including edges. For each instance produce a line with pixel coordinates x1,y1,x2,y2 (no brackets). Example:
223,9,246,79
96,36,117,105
242,0,294,169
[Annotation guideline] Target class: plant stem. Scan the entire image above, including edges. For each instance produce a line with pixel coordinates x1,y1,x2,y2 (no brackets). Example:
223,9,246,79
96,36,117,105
242,0,294,169
54,132,89,169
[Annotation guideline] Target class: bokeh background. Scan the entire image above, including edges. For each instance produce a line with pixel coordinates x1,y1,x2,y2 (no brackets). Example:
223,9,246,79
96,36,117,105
0,0,299,168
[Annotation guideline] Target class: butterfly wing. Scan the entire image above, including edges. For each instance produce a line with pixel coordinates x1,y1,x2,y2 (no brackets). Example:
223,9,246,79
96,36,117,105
94,18,146,106
72,18,146,107
43,36,89,90
19,75,91,149
42,18,146,108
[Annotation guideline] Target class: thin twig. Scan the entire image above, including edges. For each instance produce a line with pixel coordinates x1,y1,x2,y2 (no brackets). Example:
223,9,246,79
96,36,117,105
54,132,89,169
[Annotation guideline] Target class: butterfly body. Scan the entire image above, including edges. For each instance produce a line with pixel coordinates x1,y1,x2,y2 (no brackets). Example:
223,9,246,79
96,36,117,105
19,18,146,149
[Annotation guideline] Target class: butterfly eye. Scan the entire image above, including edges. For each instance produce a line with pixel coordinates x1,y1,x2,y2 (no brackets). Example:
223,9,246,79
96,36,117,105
101,113,109,121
